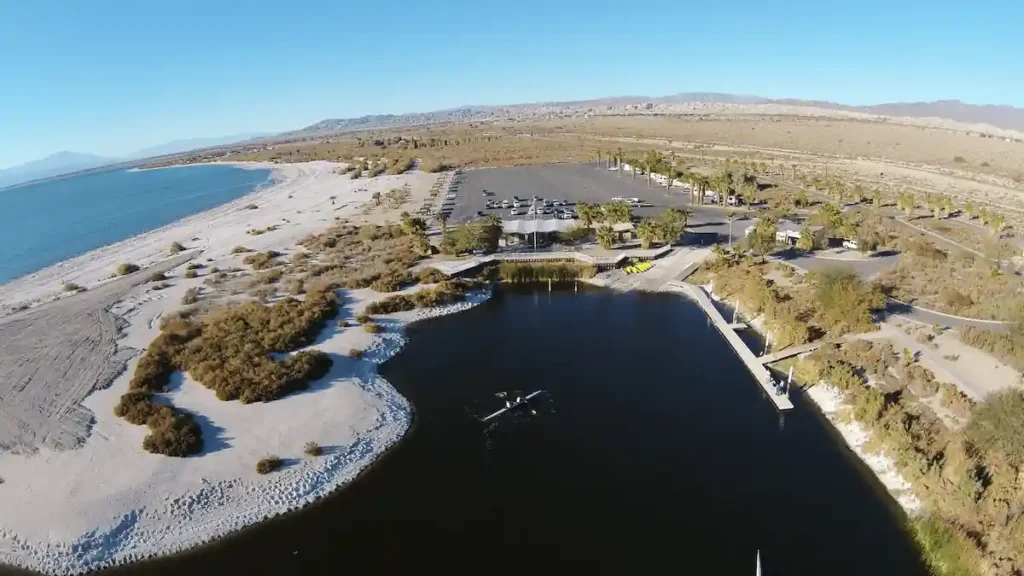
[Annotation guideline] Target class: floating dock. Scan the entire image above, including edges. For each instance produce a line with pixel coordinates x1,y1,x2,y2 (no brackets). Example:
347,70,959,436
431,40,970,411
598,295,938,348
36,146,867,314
679,283,794,411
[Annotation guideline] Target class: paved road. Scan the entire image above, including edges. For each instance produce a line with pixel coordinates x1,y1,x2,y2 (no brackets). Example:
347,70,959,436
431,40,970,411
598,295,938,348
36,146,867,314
449,164,753,241
775,250,900,280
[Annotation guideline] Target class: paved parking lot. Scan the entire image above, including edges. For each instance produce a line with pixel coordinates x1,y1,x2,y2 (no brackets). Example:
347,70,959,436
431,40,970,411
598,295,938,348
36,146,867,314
447,163,753,242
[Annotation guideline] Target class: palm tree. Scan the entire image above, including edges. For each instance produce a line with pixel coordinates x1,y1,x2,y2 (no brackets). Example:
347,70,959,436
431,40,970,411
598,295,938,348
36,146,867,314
617,147,624,176
596,150,602,168
437,212,449,239
596,225,616,250
637,219,658,249
576,201,596,227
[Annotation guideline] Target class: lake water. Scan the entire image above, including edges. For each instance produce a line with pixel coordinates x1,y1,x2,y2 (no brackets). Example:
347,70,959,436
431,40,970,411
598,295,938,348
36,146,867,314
0,166,272,284
88,287,928,576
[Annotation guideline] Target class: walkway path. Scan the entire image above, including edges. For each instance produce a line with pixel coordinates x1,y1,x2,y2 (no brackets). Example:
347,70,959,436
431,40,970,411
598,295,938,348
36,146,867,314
674,283,793,411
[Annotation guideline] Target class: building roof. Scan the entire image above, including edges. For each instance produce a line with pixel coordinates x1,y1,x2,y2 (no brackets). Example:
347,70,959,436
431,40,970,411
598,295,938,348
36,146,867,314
502,218,577,235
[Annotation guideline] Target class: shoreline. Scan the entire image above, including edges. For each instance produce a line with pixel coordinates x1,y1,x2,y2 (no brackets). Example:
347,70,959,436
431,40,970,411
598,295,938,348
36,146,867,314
0,162,464,575
699,283,921,515
0,161,284,314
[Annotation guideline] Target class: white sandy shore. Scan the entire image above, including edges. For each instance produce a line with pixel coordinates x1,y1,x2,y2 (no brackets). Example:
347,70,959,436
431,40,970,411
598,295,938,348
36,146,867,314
0,162,489,574
701,284,921,515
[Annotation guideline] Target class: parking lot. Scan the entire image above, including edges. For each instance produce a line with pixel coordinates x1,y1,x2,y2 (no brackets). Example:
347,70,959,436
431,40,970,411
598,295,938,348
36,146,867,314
444,163,752,242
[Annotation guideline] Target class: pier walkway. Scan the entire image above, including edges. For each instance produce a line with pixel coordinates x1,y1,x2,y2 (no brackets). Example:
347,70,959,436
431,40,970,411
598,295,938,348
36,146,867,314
678,283,793,411
758,341,827,365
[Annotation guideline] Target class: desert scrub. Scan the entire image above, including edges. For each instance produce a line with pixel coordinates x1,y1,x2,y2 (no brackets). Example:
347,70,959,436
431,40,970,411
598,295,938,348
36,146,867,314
304,441,323,457
363,279,474,315
113,392,202,457
247,225,279,236
116,263,140,276
959,327,1024,371
117,290,340,456
184,269,198,279
169,241,186,254
147,272,168,282
256,456,282,474
231,245,252,254
347,348,363,358
61,282,83,292
417,267,447,284
245,203,258,210
370,272,411,293
362,321,382,333
181,287,200,305
243,250,282,270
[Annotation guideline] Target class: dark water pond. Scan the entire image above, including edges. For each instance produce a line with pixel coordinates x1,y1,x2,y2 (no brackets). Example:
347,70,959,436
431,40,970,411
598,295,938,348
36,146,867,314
83,287,928,575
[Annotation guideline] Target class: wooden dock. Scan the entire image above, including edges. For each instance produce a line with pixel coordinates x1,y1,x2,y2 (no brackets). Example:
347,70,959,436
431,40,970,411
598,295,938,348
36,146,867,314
681,283,794,411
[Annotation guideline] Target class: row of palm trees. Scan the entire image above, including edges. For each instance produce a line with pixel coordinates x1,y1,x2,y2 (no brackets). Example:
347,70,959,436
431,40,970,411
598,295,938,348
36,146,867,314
595,148,761,205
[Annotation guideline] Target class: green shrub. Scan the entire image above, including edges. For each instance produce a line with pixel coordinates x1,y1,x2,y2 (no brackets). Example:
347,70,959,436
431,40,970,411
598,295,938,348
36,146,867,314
116,263,141,276
348,348,363,359
147,272,167,282
370,272,410,292
256,456,282,474
911,516,981,576
184,269,198,279
363,321,382,333
61,282,82,292
966,389,1024,467
355,313,372,324
169,241,186,254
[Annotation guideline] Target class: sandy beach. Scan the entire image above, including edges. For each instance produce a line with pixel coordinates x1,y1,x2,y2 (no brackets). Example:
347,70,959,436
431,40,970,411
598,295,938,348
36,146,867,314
0,162,489,574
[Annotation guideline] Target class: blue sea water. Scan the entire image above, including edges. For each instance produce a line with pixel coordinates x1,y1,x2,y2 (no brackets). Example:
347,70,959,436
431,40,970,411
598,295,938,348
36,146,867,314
0,165,273,285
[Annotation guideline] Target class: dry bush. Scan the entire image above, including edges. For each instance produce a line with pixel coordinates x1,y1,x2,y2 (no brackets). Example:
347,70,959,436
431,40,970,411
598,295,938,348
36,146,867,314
245,203,258,210
116,263,140,276
184,269,198,279
364,280,475,315
347,348,363,358
938,382,974,419
960,327,1024,371
231,245,252,254
247,225,279,236
355,313,372,324
363,322,382,333
369,272,411,293
147,272,168,282
169,241,186,254
296,222,427,291
285,278,305,295
247,285,277,302
113,392,202,457
256,456,282,474
417,267,447,284
61,282,82,292
304,441,323,457
181,287,200,305
243,250,282,270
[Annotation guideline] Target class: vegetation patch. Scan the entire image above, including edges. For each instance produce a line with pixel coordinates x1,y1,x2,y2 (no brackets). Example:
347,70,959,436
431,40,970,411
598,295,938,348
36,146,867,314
116,263,140,276
169,241,186,254
303,441,323,457
497,262,597,283
959,327,1024,371
242,250,282,270
363,279,476,315
256,456,282,474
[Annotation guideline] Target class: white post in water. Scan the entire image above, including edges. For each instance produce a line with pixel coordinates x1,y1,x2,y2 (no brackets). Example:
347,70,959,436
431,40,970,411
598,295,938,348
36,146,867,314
788,365,794,385
733,300,740,324
548,278,552,292
764,331,772,355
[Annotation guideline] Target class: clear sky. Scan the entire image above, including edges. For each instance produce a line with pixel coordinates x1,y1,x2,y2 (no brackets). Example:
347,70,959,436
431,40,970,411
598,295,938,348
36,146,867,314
1,0,1021,168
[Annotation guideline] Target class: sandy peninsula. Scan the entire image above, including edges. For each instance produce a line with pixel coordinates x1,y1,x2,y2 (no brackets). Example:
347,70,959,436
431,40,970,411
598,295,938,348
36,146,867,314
0,162,486,574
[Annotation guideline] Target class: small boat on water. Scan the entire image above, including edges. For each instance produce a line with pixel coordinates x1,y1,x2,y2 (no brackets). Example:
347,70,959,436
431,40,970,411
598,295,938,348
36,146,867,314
480,390,543,421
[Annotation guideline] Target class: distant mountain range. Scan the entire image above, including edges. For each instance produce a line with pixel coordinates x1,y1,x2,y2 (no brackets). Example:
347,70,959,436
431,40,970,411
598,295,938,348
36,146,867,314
0,132,274,189
292,93,1024,136
0,151,118,189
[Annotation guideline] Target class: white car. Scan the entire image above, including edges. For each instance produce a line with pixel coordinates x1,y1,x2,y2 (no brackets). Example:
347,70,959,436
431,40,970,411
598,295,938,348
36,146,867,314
559,212,574,220
543,199,553,207
501,200,510,208
510,208,521,216
513,200,522,208
611,196,625,202
537,207,549,215
843,239,859,250
727,195,739,206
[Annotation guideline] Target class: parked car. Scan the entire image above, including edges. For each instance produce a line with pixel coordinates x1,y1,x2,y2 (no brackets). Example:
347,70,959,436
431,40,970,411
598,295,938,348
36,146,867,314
611,196,625,202
513,200,522,208
510,208,521,216
501,200,511,208
727,195,739,206
559,212,574,220
842,239,859,250
537,207,549,215
543,199,553,207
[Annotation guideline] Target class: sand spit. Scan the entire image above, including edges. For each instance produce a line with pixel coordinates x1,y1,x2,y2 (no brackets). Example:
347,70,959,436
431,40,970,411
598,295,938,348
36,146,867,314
0,162,488,575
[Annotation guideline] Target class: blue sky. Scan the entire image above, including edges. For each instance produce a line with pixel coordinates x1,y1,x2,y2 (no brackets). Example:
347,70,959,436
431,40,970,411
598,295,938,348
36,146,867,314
0,0,1021,168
